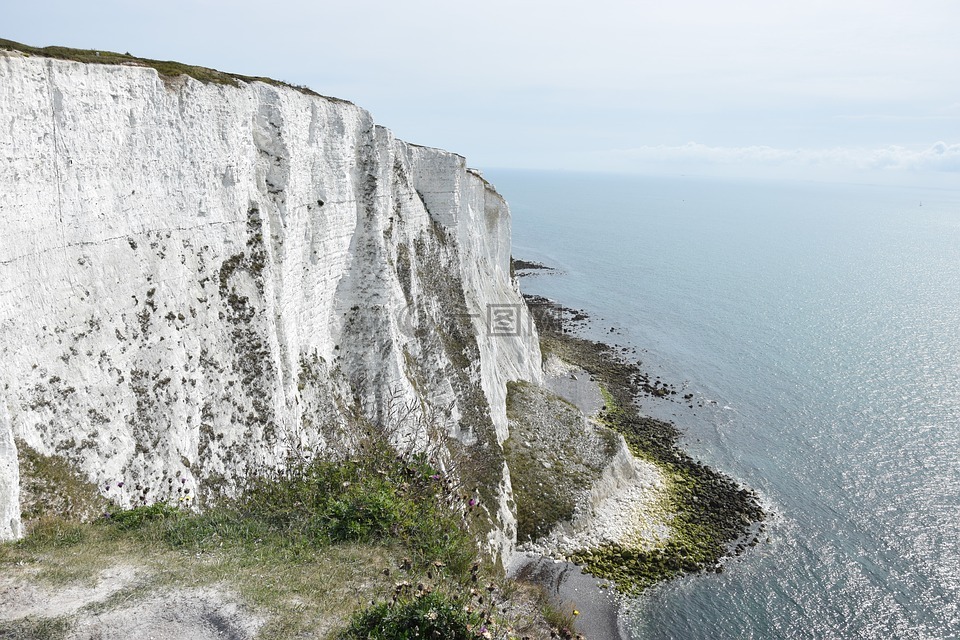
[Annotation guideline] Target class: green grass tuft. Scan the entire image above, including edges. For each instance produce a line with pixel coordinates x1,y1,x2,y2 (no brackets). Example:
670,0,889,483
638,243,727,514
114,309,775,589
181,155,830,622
0,38,351,102
104,502,180,531
0,616,71,640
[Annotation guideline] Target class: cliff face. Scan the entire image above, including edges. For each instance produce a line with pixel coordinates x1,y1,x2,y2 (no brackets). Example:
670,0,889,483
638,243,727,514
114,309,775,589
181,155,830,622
0,51,543,556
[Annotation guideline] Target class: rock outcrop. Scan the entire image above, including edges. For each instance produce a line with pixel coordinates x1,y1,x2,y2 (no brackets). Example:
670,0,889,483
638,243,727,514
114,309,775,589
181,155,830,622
0,49,543,557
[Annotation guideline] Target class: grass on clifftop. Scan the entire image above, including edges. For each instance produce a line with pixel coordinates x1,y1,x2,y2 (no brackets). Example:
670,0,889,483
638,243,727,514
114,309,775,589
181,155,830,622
1,441,568,639
0,37,349,101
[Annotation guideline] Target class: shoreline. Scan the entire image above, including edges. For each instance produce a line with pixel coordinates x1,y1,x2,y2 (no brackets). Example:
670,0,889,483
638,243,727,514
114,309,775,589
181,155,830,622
509,552,629,640
513,261,765,637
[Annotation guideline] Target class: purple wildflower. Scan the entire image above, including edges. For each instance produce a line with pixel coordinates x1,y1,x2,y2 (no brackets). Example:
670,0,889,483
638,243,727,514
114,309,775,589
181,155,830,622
468,498,477,507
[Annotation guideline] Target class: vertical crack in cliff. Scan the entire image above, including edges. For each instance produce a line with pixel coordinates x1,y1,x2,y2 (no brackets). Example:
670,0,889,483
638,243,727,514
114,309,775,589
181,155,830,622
0,55,543,562
45,59,66,250
253,89,294,413
331,122,400,429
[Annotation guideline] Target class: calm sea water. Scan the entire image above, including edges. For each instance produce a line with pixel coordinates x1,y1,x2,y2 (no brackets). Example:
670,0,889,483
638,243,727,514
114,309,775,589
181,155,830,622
487,169,960,640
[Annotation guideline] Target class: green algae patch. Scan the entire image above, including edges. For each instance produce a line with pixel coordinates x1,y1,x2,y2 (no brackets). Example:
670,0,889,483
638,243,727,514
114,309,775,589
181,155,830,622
529,298,765,595
568,459,745,595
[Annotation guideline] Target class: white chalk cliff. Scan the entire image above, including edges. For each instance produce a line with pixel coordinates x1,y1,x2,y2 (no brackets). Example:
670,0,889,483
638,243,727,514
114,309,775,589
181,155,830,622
0,50,543,557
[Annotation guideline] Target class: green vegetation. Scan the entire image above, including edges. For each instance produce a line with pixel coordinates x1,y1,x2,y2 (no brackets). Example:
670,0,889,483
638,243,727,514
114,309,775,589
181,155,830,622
538,601,578,639
103,502,181,532
504,381,618,543
0,616,70,640
87,443,478,577
338,591,482,640
0,38,349,101
533,315,765,595
1,440,566,638
17,440,108,529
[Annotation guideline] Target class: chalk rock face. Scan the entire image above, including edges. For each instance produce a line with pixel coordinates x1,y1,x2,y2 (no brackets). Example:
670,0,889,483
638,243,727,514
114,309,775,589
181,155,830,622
0,52,542,555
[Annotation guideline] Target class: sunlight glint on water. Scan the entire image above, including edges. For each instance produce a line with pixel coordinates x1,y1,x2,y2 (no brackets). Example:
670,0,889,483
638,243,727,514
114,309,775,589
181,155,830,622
488,170,960,640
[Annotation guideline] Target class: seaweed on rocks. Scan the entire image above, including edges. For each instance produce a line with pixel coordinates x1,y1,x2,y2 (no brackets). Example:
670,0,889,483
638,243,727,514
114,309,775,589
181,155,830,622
511,258,557,277
523,294,765,594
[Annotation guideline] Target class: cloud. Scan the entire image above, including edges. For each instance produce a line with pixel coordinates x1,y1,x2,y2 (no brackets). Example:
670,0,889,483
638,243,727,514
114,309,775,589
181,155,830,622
610,142,960,173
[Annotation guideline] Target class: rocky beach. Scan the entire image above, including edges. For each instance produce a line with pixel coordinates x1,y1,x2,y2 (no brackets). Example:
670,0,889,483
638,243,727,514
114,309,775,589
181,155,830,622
1,40,764,639
509,260,765,637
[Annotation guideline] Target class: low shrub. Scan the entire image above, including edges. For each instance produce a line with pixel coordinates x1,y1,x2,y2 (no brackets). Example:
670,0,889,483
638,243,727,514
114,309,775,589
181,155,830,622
99,443,475,573
231,445,476,571
105,502,180,531
338,591,483,640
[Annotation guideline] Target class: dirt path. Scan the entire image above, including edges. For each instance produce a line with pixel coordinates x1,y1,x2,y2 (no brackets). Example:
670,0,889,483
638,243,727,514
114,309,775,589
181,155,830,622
0,565,263,639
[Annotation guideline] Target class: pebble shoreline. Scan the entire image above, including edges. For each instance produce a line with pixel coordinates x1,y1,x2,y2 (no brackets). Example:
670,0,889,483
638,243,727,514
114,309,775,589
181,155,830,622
512,261,765,636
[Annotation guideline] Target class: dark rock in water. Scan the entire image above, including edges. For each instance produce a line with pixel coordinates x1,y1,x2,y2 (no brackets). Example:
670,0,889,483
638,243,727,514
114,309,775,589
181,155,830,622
524,289,765,595
512,258,557,274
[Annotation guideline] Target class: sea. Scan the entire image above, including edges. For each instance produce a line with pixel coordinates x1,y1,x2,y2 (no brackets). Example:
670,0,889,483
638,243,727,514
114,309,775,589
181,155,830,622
486,169,960,640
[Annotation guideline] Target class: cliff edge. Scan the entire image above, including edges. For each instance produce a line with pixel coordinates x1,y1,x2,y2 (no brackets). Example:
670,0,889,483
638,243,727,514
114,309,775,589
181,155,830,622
0,44,543,559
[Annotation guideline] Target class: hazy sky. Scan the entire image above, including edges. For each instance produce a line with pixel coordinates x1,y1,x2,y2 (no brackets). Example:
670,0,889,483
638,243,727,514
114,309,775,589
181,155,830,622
6,0,959,186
